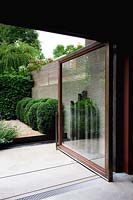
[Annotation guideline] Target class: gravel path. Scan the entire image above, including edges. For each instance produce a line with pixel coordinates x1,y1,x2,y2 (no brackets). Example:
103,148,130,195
4,120,43,138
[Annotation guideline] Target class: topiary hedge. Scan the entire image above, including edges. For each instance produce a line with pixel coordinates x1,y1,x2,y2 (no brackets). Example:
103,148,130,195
23,98,49,125
27,102,41,130
0,75,34,120
16,97,32,121
37,99,58,139
23,99,41,124
16,97,58,140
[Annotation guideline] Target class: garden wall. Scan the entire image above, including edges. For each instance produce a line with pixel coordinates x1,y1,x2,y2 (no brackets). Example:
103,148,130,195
32,61,59,99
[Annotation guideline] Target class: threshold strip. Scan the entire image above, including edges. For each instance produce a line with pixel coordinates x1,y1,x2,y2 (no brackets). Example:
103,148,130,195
0,162,75,179
2,175,98,200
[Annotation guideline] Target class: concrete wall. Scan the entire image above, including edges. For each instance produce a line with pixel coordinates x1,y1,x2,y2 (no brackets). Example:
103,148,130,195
32,61,59,99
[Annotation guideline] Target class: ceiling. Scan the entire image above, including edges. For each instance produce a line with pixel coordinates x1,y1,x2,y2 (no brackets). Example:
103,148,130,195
0,4,132,49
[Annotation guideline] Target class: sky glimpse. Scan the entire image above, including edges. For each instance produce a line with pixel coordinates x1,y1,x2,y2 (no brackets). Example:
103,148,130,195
37,30,85,58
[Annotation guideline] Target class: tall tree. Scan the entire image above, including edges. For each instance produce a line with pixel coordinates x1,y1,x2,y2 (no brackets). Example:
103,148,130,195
0,41,39,74
0,23,44,58
0,24,46,74
53,44,84,59
0,24,39,47
53,44,65,59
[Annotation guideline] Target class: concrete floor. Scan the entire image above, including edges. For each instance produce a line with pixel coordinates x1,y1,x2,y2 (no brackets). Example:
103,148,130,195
0,142,133,200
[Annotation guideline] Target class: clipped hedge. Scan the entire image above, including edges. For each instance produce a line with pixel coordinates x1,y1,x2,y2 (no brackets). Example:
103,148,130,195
27,102,41,130
17,97,32,122
16,97,32,120
16,97,58,140
0,75,34,120
23,98,41,124
37,98,58,139
23,98,49,125
27,98,49,129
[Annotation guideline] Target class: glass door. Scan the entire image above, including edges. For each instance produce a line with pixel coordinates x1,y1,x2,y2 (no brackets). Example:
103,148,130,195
57,42,113,181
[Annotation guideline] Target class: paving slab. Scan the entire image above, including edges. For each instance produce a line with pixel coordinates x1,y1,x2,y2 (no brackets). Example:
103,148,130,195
0,143,75,177
1,143,133,200
0,143,96,199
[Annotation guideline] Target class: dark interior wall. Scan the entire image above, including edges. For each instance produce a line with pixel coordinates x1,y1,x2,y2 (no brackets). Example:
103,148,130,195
129,52,133,174
113,45,133,174
0,8,132,46
117,46,133,174
0,1,133,45
113,45,124,172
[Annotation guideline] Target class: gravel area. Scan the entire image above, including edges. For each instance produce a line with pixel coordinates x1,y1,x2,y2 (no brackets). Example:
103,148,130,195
3,119,43,138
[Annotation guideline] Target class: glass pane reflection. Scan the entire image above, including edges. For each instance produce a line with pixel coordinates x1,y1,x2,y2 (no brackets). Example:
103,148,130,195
62,47,105,168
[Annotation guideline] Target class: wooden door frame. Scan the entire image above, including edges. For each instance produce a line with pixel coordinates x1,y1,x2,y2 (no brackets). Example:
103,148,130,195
57,42,113,181
123,53,133,174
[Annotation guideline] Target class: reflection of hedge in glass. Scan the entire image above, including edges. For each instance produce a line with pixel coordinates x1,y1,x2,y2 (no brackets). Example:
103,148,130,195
70,91,99,140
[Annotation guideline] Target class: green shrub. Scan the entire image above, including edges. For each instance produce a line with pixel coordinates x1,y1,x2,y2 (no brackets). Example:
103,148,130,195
23,98,49,125
16,97,32,120
23,99,40,124
0,75,33,120
0,121,18,144
19,98,32,122
37,99,58,139
27,102,41,130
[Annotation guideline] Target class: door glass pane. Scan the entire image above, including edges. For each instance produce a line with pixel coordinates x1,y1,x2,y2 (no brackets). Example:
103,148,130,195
62,47,106,168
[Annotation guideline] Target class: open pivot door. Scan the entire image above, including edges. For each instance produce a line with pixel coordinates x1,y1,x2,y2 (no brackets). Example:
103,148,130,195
57,42,113,181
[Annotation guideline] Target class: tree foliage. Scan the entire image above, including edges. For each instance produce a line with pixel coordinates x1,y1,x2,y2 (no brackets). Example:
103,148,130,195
65,44,83,54
53,44,84,59
53,44,65,59
0,41,40,74
0,23,41,50
0,23,45,74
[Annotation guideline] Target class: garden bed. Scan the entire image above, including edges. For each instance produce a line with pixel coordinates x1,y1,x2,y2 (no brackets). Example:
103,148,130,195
4,119,44,138
0,120,47,149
